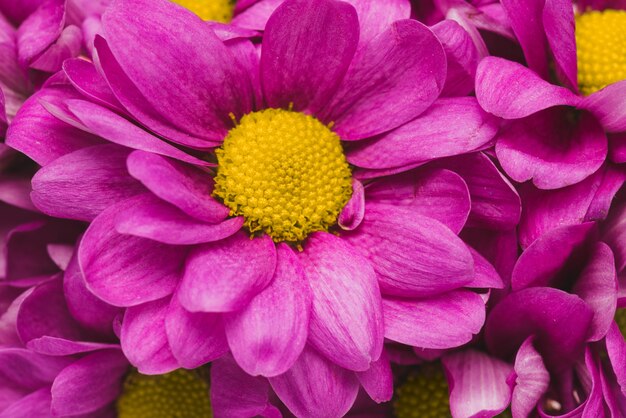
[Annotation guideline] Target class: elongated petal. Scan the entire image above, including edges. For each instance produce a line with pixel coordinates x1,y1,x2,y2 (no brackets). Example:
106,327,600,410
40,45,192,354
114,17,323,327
115,194,243,245
17,0,64,67
356,351,393,403
348,97,497,168
605,322,626,393
269,346,360,418
325,19,446,140
178,232,276,312
495,108,607,189
225,244,311,377
476,57,580,119
165,295,228,369
443,349,513,418
382,290,485,349
126,151,229,223
343,205,473,297
338,179,365,231
79,200,187,307
102,0,254,142
120,297,178,374
300,232,383,371
342,0,411,45
31,144,145,221
511,337,549,418
583,80,626,133
50,349,127,416
261,0,358,112
0,388,52,418
63,58,123,111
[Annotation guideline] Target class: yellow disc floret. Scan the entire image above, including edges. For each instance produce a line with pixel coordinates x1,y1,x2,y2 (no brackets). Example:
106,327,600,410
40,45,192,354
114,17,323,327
616,308,626,339
116,369,212,418
170,0,234,22
575,9,626,95
393,363,452,418
213,108,353,244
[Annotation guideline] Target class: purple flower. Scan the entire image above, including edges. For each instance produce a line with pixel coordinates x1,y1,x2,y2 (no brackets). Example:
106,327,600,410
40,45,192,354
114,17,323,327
6,0,506,414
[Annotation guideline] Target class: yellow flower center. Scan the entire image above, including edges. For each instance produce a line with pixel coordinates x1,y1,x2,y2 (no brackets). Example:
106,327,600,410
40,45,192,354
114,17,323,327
393,363,451,418
213,109,353,244
116,369,212,418
616,308,626,339
575,9,626,95
169,0,234,22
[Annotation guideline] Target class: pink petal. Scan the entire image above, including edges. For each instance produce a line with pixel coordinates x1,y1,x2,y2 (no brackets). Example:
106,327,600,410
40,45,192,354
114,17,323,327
63,58,124,112
511,337,549,418
225,244,311,377
348,97,497,168
16,0,64,67
356,351,393,403
178,232,276,312
382,290,486,349
442,349,513,418
269,346,360,418
0,388,53,418
583,79,626,133
165,295,228,369
300,232,383,371
343,204,474,297
120,297,178,374
605,322,626,394
260,0,358,113
342,0,411,45
338,179,365,231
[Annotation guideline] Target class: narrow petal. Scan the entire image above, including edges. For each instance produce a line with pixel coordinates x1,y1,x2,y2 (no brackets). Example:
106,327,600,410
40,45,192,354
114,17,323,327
178,232,276,312
343,205,474,297
269,346,360,418
29,25,82,73
382,290,486,349
511,337,550,418
583,79,626,132
63,58,124,112
495,108,607,189
347,97,497,168
442,349,513,418
465,247,504,289
260,0,358,112
356,351,393,403
300,232,383,371
50,349,127,416
325,20,446,140
225,244,311,377
79,200,187,307
342,0,411,45
0,388,52,418
114,194,243,245
126,150,229,223
101,0,254,141
120,297,178,374
165,295,228,369
338,179,365,231
605,322,626,394
16,0,64,67
476,57,580,119
31,144,145,221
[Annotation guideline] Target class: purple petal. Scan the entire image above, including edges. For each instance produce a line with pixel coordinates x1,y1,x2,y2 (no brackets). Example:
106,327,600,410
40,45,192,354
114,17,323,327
79,200,187,307
16,0,64,67
0,388,52,418
114,194,243,245
101,0,254,142
465,247,504,289
347,97,497,168
269,346,359,418
31,144,145,221
342,0,411,45
300,232,383,371
231,0,283,30
29,25,82,73
178,232,276,312
382,290,486,349
571,242,617,341
364,168,470,234
495,108,607,189
0,347,72,390
485,287,593,373
542,0,577,91
605,321,626,394
343,205,474,297
442,349,513,418
324,20,446,140
126,151,229,223
260,0,358,112
210,355,282,418
63,58,124,112
120,297,178,374
511,337,549,418
583,80,626,133
165,295,228,369
476,57,580,119
50,349,127,416
225,244,311,377
356,351,393,403
338,179,365,231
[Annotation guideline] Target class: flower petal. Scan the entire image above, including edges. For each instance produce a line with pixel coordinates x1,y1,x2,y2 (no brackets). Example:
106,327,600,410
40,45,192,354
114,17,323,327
347,97,497,168
511,337,549,418
583,79,626,133
269,346,360,418
260,0,358,113
356,351,393,403
342,0,411,45
63,58,124,112
300,232,383,371
0,388,52,418
338,179,365,231
178,232,276,312
225,244,311,377
605,321,626,394
442,349,513,418
16,0,64,67
382,290,486,349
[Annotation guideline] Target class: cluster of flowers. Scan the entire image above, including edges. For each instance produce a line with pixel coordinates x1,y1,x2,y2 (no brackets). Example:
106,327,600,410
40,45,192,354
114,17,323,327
0,0,625,417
